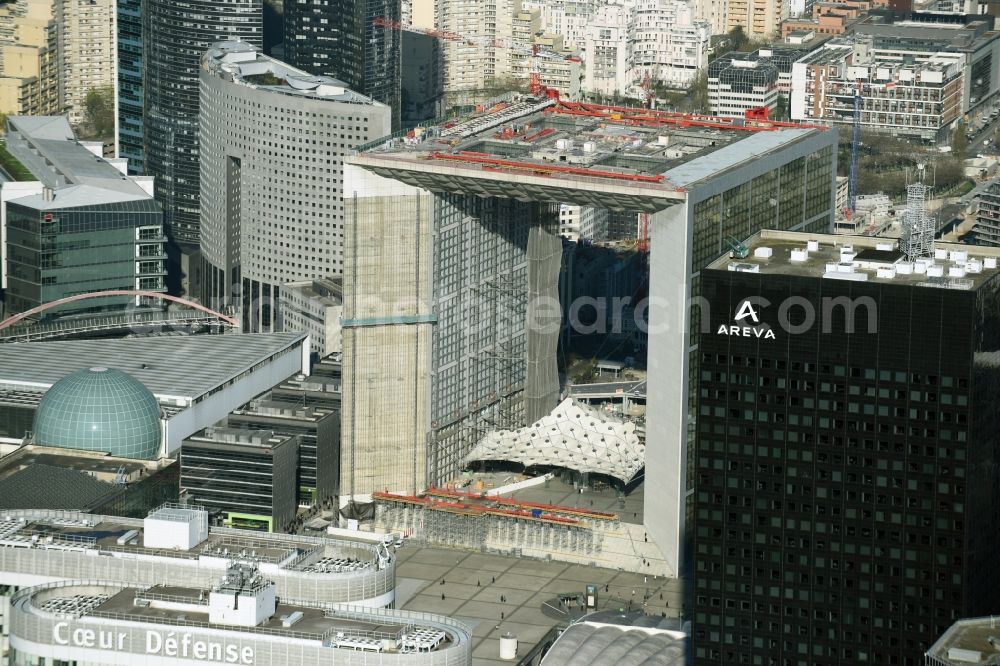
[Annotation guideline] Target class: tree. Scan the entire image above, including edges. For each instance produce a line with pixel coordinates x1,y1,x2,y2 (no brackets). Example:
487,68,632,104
773,94,789,121
728,26,750,53
689,72,710,114
951,120,969,160
83,86,115,140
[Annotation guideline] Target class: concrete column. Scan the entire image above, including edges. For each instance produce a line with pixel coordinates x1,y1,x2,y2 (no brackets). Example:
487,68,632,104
341,164,434,501
644,201,693,579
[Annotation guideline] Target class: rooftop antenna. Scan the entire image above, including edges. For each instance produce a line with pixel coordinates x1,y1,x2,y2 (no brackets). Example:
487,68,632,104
900,162,935,262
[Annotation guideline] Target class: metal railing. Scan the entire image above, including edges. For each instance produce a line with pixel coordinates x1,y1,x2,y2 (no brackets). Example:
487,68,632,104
0,309,232,342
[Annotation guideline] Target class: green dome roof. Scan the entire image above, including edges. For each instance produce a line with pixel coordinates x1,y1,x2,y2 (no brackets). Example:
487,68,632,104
33,367,162,459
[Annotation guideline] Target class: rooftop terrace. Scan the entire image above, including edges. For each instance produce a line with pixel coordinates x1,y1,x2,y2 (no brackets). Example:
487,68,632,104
707,230,1000,290
17,579,468,656
203,41,383,107
0,507,383,572
925,616,1000,665
351,93,829,211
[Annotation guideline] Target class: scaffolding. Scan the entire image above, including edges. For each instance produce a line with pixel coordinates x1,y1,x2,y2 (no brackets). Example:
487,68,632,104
900,164,935,262
372,491,612,558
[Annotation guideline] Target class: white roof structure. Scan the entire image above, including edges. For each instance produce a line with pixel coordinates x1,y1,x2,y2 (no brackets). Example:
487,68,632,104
464,398,644,482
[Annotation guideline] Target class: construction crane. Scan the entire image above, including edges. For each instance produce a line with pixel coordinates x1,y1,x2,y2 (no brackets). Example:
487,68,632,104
637,213,650,252
847,79,863,217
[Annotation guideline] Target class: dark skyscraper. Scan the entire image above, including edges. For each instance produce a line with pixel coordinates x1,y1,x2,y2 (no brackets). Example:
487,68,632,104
282,0,401,128
116,0,143,174
692,231,1000,665
143,0,263,245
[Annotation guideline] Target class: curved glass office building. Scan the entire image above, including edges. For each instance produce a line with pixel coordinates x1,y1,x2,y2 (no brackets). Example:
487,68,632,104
199,42,391,331
142,0,262,245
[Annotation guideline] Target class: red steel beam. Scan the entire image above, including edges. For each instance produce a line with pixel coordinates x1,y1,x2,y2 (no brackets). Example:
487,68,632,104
427,151,664,183
545,101,828,132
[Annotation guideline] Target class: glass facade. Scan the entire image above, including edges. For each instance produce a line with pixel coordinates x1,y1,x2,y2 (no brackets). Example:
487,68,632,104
4,199,165,317
685,145,835,507
116,0,143,174
282,0,401,128
228,407,339,507
143,0,262,244
180,436,298,532
692,268,1000,665
33,367,162,459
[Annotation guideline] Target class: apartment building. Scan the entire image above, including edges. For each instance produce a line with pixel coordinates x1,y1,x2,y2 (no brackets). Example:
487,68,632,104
55,0,114,125
584,4,630,96
437,0,515,106
629,0,710,89
0,0,57,116
726,0,786,38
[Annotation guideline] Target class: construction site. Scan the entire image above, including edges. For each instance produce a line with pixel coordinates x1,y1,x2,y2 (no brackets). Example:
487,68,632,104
340,88,839,578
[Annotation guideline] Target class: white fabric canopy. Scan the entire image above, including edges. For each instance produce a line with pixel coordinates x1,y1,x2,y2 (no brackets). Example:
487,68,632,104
465,398,644,482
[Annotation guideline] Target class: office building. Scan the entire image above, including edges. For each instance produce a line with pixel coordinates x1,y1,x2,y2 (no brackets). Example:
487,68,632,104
341,93,837,576
272,373,342,409
115,0,142,173
850,15,1000,114
400,31,442,126
926,617,1000,665
142,0,262,245
693,231,1000,664
0,445,177,517
7,568,470,666
198,42,391,331
791,39,964,142
709,50,802,118
3,116,163,318
180,427,298,532
280,277,344,358
781,0,871,38
282,0,401,126
227,400,340,507
0,503,398,614
558,204,609,242
974,177,1000,247
0,332,310,455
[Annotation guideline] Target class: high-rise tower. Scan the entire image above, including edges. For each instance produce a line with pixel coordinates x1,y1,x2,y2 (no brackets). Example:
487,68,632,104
282,0,401,128
693,230,1000,664
116,0,142,173
198,41,390,331
142,0,262,246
